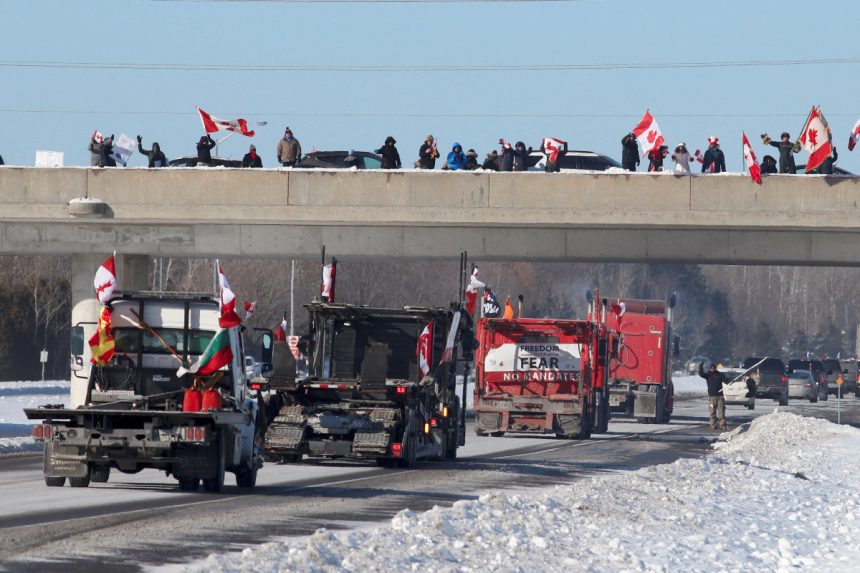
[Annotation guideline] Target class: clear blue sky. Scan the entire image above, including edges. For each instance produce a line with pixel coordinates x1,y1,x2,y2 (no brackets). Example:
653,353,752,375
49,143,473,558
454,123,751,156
1,0,859,172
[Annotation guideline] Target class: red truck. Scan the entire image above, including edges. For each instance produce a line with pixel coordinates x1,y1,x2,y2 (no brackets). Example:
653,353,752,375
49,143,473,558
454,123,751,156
602,295,679,424
473,316,614,439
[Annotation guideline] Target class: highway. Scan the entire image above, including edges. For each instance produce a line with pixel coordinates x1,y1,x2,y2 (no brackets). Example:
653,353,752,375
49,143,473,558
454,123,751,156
1,396,857,572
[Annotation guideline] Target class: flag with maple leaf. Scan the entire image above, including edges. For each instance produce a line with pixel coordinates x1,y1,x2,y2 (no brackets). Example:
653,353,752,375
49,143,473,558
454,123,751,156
273,315,287,342
217,263,242,329
93,254,117,304
798,106,832,173
742,132,762,185
465,267,485,316
632,111,665,156
416,322,433,379
849,118,860,152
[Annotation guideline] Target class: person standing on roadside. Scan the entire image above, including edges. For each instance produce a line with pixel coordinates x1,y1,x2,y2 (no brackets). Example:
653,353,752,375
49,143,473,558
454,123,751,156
242,144,263,168
277,127,302,167
376,136,401,169
621,132,640,172
760,132,798,174
417,135,439,169
699,362,727,430
701,136,726,173
137,136,168,168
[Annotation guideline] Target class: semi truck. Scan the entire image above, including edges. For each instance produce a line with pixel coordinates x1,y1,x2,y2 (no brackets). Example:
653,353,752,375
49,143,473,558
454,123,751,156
603,295,679,424
472,314,615,439
25,292,268,491
259,301,474,467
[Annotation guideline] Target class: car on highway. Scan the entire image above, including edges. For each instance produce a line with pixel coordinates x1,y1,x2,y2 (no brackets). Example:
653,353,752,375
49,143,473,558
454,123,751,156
295,150,383,169
744,357,788,406
721,368,755,410
844,360,860,397
821,358,852,396
168,156,243,168
787,370,819,402
794,164,854,176
527,150,622,172
787,359,828,402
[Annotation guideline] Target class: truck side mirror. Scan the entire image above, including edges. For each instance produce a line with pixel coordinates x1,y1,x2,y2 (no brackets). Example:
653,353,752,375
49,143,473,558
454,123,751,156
260,331,273,364
672,335,680,357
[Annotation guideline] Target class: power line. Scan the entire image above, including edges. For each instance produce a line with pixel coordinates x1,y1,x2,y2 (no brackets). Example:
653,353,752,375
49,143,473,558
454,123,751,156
151,0,586,3
0,57,857,73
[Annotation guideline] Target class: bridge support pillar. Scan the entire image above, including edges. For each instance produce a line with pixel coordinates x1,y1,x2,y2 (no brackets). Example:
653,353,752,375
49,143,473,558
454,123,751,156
69,254,151,407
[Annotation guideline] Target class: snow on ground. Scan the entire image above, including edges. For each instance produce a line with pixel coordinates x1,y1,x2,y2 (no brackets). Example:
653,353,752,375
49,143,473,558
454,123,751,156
673,374,707,399
188,411,860,573
0,380,68,454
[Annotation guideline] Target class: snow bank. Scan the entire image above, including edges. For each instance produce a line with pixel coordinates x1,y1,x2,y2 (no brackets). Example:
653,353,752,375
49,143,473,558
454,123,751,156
0,380,68,455
192,411,860,573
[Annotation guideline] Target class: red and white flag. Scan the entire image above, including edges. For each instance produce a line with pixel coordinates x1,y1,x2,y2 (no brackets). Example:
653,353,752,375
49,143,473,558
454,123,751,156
416,322,433,379
243,300,256,321
218,264,242,328
94,254,117,304
197,106,256,137
742,132,762,185
632,111,665,156
274,316,287,342
798,106,832,173
849,118,860,152
465,267,486,316
321,262,336,303
91,130,104,144
541,137,566,164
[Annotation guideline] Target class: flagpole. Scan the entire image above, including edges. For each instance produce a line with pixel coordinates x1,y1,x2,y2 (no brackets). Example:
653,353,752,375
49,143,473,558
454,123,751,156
290,259,295,336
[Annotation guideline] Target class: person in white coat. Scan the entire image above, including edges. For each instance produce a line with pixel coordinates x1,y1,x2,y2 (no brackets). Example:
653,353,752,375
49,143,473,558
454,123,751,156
671,142,694,173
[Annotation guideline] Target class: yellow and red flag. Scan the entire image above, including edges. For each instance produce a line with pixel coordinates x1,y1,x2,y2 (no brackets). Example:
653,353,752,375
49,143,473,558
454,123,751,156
89,306,115,365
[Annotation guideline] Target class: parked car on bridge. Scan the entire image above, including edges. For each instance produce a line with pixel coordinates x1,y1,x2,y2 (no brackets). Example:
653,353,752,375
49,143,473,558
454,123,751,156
295,150,383,170
168,156,243,168
787,370,819,402
794,164,854,175
527,150,621,172
787,359,828,402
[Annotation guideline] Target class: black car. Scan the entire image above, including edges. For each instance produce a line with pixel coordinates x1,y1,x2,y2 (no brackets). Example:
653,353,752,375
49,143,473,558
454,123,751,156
787,359,828,401
794,164,854,175
168,156,243,168
527,150,621,172
295,150,383,170
743,357,788,405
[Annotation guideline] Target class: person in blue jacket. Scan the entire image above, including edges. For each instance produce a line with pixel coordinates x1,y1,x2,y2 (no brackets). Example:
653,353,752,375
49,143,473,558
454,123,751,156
445,142,467,170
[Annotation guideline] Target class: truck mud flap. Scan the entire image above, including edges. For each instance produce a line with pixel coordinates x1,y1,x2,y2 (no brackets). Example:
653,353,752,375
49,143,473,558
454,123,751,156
266,424,306,452
476,413,502,434
552,415,582,437
352,431,390,454
45,442,88,479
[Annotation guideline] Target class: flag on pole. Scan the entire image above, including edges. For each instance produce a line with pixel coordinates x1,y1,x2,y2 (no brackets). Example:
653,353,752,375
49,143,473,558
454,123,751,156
91,130,104,144
218,264,242,328
274,316,287,342
416,322,434,379
849,118,860,152
632,111,665,156
482,288,501,318
465,267,485,316
197,106,256,137
798,106,832,173
177,328,234,377
94,254,117,304
88,306,115,366
742,132,762,185
503,296,515,319
243,300,256,321
321,262,336,303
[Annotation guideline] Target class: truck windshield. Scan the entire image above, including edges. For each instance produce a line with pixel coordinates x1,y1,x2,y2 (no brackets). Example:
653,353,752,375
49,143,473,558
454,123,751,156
114,328,215,355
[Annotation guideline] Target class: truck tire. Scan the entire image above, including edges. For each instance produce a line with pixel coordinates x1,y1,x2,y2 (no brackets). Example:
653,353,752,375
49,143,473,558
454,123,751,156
44,476,66,487
91,465,111,483
178,478,200,491
444,431,458,460
203,437,226,493
235,467,258,488
69,469,91,488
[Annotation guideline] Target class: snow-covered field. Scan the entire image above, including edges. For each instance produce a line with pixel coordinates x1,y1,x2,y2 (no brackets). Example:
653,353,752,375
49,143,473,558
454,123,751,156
186,411,860,573
0,380,68,454
673,374,707,399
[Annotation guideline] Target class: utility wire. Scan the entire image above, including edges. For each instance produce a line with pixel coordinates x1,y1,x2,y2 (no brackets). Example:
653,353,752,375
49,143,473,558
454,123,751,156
0,57,857,73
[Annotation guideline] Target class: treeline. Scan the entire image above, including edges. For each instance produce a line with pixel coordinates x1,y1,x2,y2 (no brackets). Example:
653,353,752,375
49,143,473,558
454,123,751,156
1,256,858,380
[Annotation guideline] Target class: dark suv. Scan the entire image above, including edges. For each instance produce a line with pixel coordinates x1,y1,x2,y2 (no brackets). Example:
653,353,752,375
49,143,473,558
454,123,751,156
295,150,382,169
787,359,828,402
527,150,621,172
822,358,854,396
743,357,788,406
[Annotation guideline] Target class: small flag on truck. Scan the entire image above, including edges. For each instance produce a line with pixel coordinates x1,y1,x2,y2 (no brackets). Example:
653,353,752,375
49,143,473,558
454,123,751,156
178,328,234,377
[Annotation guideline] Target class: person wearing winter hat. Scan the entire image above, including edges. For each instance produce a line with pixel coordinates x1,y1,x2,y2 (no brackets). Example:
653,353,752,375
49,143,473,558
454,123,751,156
137,135,168,168
671,142,693,173
242,144,263,168
277,127,302,167
376,136,401,169
444,142,467,170
760,131,798,174
760,154,778,175
512,141,530,172
621,132,640,172
482,149,500,171
98,135,117,168
196,134,216,167
648,145,669,172
699,361,727,430
417,135,439,169
701,136,726,173
498,139,515,172
464,148,480,170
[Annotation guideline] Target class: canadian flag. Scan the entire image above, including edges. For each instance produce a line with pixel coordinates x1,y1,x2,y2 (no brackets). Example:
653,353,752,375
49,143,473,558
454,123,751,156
197,106,256,137
321,261,336,303
91,130,103,144
849,118,860,152
632,111,665,156
416,322,433,379
542,137,566,164
218,264,242,328
93,254,117,304
274,316,287,342
742,132,762,185
465,267,485,316
798,106,832,173
243,300,256,321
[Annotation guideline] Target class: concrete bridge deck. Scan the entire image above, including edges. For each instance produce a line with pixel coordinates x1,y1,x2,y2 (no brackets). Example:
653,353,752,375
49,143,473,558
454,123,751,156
1,167,858,265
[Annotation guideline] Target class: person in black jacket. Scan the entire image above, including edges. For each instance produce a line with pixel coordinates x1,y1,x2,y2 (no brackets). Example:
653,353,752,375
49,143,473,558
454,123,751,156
137,136,168,168
699,362,727,430
701,137,726,173
761,132,798,174
98,136,117,167
482,150,499,171
0,154,4,166
621,132,640,171
417,135,438,169
196,134,216,166
760,155,778,175
242,144,263,168
498,140,514,172
376,136,401,169
512,141,529,172
464,149,480,170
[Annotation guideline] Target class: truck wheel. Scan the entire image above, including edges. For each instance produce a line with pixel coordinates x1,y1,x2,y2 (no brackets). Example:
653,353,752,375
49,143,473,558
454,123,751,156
660,410,672,424
203,437,226,493
778,393,789,406
397,431,417,469
91,465,111,483
69,471,91,488
45,476,66,487
178,478,200,491
235,467,258,488
444,432,458,460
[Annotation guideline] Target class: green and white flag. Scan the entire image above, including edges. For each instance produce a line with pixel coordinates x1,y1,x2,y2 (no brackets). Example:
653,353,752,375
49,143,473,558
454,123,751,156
178,329,234,377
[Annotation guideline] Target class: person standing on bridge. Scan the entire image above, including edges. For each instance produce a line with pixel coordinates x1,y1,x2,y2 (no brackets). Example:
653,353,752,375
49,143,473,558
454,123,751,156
444,142,467,170
277,127,302,167
760,131,798,174
648,145,669,172
137,136,168,168
242,144,263,168
512,141,530,171
671,143,693,173
196,135,216,167
701,136,726,173
699,362,727,430
376,136,401,169
621,132,640,171
760,154,778,175
417,135,439,169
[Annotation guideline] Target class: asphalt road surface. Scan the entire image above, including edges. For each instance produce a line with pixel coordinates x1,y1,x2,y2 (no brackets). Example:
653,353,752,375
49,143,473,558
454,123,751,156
1,395,857,572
